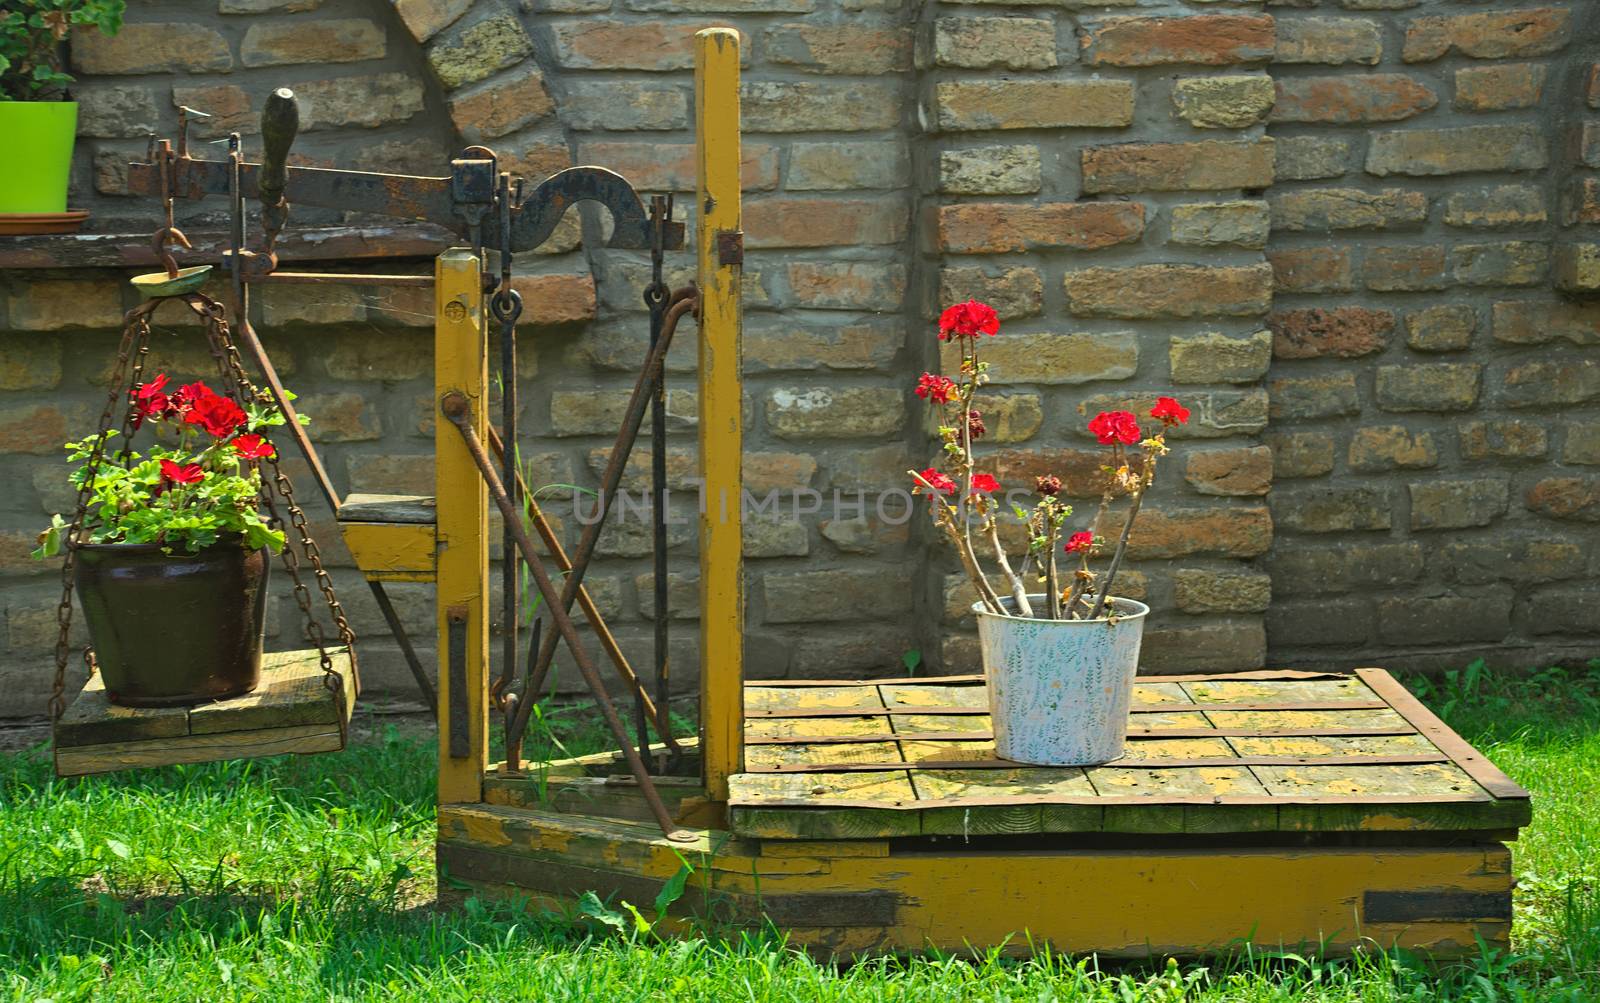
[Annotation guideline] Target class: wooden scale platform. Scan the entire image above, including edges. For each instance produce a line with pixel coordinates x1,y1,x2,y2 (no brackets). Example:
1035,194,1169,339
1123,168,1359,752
50,28,1520,959
440,668,1528,958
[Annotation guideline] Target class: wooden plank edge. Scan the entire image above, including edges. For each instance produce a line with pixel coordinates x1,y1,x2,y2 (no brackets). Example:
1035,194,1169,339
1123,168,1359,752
747,700,1391,718
750,726,1421,741
727,792,1497,811
1354,668,1530,801
753,675,985,687
746,753,1453,773
54,723,343,777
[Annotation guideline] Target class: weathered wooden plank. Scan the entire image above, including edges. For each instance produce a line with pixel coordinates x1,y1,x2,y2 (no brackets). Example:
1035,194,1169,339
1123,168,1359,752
755,674,984,687
746,716,887,741
189,649,353,734
745,684,883,714
1228,733,1438,758
1202,707,1412,731
1129,710,1213,729
1182,677,1372,704
1132,682,1193,705
744,742,902,770
912,766,1096,802
748,701,1385,718
745,753,1450,775
730,793,1496,811
893,713,991,734
339,521,436,580
55,677,189,746
55,648,353,747
731,807,921,840
55,723,343,776
878,684,986,710
1355,668,1531,801
746,731,989,745
1085,765,1271,799
1136,669,1349,682
897,740,995,764
1278,799,1530,833
1118,737,1236,761
729,770,916,806
1251,762,1481,800
337,493,437,524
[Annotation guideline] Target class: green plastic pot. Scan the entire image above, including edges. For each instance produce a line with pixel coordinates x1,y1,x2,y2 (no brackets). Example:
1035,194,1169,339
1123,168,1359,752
0,101,78,213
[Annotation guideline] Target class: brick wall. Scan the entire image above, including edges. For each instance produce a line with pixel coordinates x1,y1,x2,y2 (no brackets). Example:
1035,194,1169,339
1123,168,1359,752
0,0,1595,717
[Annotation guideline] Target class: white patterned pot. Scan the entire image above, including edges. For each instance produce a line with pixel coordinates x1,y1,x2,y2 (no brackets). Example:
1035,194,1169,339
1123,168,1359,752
973,594,1150,766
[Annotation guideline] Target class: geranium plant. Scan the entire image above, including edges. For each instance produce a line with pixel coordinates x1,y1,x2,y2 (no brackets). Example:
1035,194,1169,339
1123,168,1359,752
910,300,1189,621
34,374,304,558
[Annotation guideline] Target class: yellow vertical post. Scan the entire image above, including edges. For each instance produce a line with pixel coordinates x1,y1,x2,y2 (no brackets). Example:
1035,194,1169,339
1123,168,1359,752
695,26,744,803
434,248,489,804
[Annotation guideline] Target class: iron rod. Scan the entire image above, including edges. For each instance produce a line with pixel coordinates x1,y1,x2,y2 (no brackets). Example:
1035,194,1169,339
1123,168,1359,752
491,426,678,754
368,579,436,718
496,174,520,771
521,291,697,719
441,393,693,842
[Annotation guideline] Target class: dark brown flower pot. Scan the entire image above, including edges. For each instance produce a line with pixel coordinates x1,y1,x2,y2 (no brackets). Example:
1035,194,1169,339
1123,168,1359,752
73,539,271,707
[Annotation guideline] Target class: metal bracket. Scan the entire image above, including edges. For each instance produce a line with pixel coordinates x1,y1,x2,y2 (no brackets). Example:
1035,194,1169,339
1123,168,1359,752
717,229,744,268
446,606,469,759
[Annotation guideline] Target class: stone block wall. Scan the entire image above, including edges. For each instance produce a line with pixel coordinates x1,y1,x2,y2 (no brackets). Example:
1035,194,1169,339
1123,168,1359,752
0,0,1595,717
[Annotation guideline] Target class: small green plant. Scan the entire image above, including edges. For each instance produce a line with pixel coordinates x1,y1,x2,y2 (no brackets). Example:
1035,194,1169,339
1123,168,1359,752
0,1,125,101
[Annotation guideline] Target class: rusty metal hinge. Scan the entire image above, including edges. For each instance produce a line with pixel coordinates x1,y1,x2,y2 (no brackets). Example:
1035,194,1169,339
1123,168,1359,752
716,229,744,268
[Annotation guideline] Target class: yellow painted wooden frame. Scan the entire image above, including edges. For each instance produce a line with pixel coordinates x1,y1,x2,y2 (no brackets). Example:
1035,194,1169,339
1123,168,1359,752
340,521,436,581
435,248,489,805
695,26,745,804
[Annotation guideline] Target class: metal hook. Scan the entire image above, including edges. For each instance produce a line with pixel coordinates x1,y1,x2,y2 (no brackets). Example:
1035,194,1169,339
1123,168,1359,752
151,226,192,280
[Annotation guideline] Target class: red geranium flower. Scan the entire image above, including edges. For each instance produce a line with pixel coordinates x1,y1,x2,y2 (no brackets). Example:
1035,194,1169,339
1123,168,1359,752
173,381,209,415
937,300,1000,341
914,372,957,404
1150,396,1190,427
1065,531,1095,554
1035,474,1062,497
232,434,275,460
184,386,247,438
159,459,204,485
915,467,956,496
130,374,171,428
970,473,1000,495
1088,410,1141,446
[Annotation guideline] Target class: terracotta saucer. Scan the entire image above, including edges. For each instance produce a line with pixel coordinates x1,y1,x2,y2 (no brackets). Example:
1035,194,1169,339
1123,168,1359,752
0,209,91,235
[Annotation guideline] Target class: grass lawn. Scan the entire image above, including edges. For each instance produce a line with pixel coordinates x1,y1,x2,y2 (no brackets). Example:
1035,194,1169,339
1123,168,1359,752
1,662,1597,1001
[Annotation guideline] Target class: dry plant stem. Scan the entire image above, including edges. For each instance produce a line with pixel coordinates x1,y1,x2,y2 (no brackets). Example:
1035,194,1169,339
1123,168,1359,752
1063,568,1092,619
909,469,1005,614
983,504,1032,617
1046,541,1061,620
1088,487,1145,621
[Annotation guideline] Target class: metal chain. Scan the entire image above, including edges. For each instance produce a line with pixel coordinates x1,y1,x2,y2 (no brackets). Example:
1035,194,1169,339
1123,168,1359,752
49,302,160,720
184,295,359,726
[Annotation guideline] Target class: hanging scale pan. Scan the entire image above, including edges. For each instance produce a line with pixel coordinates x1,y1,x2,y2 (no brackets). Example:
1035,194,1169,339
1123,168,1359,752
131,226,213,300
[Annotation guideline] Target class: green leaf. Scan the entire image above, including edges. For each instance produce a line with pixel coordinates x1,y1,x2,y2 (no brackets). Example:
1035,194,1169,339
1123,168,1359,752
901,649,922,676
577,891,626,932
104,838,129,859
653,856,692,918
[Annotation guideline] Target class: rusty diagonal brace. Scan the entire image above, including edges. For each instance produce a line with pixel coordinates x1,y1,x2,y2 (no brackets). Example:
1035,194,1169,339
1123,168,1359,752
488,423,680,770
521,289,700,724
441,392,697,843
